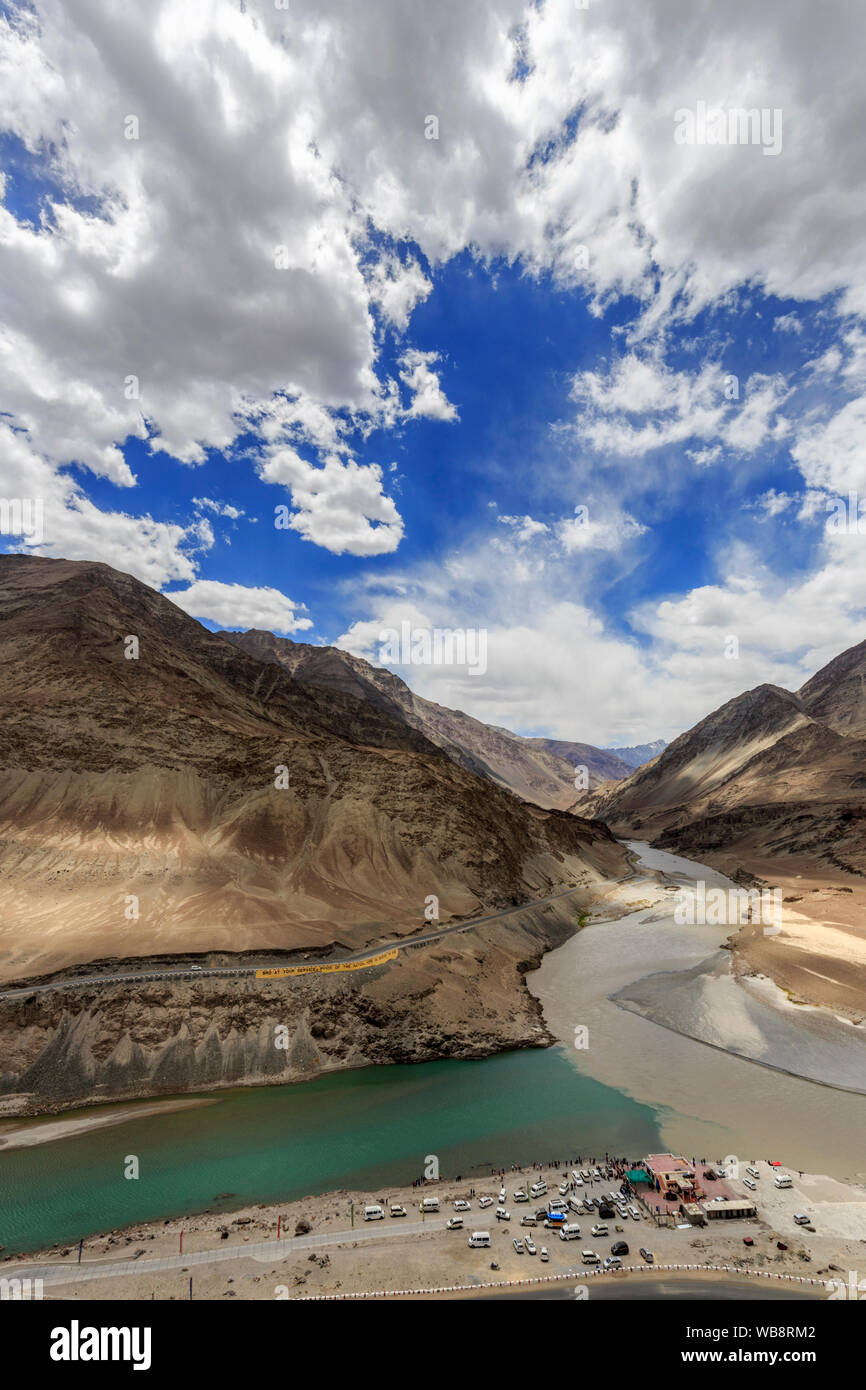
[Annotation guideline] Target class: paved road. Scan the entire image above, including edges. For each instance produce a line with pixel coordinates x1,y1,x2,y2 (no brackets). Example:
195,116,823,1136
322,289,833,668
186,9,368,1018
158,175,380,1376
0,882,589,1001
2,1218,458,1288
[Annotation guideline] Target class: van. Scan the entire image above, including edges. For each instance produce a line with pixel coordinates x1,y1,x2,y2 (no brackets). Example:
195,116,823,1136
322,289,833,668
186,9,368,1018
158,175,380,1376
559,1223,582,1241
468,1231,491,1248
746,1167,760,1180
421,1196,440,1211
568,1198,583,1215
364,1205,385,1221
581,1250,599,1264
774,1175,793,1189
548,1199,567,1213
530,1181,547,1198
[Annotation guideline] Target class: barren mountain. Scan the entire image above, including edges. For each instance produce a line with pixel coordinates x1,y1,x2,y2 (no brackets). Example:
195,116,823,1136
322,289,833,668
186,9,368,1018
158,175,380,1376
798,636,866,738
576,654,866,878
601,738,667,769
220,629,630,806
575,641,866,1019
0,555,626,984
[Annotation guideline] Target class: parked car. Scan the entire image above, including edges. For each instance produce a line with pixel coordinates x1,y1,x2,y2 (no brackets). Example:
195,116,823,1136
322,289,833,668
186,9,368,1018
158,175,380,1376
525,1239,537,1256
390,1204,406,1217
514,1190,529,1203
559,1182,569,1196
520,1214,537,1227
454,1200,471,1211
499,1188,506,1204
744,1178,757,1190
512,1237,524,1254
743,1236,754,1246
495,1208,511,1221
583,1198,596,1213
478,1196,494,1209
628,1206,641,1221
794,1214,811,1226
446,1216,463,1230
539,1245,549,1262
603,1256,623,1270
639,1248,654,1263
591,1223,609,1237
611,1241,629,1256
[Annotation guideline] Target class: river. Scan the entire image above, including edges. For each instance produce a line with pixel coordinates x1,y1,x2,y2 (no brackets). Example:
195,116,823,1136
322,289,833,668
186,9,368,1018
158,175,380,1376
1,840,863,1255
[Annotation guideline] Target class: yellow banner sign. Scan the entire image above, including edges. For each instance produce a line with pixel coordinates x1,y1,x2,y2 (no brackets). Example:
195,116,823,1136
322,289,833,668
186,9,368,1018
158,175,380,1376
256,948,398,980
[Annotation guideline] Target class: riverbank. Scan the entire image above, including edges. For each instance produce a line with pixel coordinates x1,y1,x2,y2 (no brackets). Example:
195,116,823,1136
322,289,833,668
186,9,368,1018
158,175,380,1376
0,1096,215,1150
528,841,866,1182
5,1158,861,1301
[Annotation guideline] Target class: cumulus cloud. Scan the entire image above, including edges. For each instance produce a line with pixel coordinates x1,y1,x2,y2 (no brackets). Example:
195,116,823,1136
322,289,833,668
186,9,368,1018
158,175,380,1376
260,449,404,556
165,579,312,634
398,349,458,421
0,422,207,588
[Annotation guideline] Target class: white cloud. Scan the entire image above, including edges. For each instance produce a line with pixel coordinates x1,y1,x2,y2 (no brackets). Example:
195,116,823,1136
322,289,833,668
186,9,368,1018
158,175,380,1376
497,514,550,542
570,353,790,461
165,579,312,634
260,449,404,556
367,253,432,333
0,422,206,588
790,396,866,496
192,497,244,519
398,349,458,422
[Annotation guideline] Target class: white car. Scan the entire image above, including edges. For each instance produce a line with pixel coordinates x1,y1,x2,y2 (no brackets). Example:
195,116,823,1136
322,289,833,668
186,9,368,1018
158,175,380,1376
559,1182,569,1196
603,1256,623,1271
499,1188,506,1204
572,1176,584,1187
495,1208,511,1222
628,1206,641,1221
513,1237,524,1254
514,1190,529,1203
525,1239,537,1255
453,1200,471,1212
478,1196,494,1209
794,1214,811,1226
539,1246,549,1262
446,1216,464,1230
390,1204,406,1217
744,1178,757,1191
591,1223,609,1237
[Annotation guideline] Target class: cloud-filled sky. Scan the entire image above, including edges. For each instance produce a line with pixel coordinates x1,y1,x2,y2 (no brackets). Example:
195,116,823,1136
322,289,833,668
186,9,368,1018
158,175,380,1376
1,0,865,745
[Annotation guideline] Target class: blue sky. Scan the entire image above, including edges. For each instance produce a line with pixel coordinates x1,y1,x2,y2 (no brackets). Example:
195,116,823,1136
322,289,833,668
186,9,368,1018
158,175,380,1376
1,1,865,745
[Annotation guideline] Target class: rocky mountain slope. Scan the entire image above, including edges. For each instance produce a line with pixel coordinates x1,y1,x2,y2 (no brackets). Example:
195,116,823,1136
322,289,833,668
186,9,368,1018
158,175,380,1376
220,628,631,807
576,641,866,878
0,554,626,985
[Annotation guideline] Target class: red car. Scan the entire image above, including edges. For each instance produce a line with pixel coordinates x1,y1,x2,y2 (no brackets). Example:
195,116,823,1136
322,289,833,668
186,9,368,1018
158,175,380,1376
743,1237,755,1246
